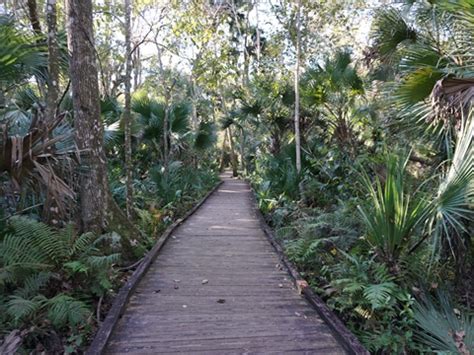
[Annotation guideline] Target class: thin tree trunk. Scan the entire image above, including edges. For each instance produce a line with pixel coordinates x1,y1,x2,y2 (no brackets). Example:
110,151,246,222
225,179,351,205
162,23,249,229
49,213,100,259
45,0,59,122
133,45,141,90
26,0,42,36
255,0,261,71
26,0,46,98
219,129,228,172
123,0,133,218
294,0,302,174
155,39,169,173
227,126,238,177
42,0,61,224
240,126,245,174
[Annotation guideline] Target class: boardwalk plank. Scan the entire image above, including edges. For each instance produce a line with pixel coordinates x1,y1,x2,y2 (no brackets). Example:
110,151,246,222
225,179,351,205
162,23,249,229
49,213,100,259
104,174,346,354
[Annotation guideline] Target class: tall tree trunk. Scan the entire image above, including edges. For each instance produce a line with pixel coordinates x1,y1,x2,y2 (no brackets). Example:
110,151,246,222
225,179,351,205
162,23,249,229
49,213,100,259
67,0,108,232
255,0,261,71
294,0,302,174
26,0,46,98
155,40,169,174
219,129,228,172
227,126,238,177
123,0,133,218
45,0,59,122
66,0,140,257
133,44,141,90
42,0,61,224
240,126,246,174
26,0,42,36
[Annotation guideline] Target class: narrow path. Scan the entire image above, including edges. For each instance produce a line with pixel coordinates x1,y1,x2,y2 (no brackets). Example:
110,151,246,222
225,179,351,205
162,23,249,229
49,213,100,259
106,174,345,354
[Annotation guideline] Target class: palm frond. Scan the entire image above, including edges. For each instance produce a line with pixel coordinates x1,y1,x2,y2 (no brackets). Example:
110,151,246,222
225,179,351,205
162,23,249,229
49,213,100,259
357,154,430,264
370,8,417,63
170,102,190,134
414,291,474,353
194,121,216,150
429,110,474,257
0,16,47,83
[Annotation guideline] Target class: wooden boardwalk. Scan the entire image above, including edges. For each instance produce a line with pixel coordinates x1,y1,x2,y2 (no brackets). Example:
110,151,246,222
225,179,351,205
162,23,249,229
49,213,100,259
105,174,346,354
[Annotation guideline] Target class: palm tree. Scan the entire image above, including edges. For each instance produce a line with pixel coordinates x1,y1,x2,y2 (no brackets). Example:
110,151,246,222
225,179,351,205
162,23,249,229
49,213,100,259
301,50,364,157
368,3,474,155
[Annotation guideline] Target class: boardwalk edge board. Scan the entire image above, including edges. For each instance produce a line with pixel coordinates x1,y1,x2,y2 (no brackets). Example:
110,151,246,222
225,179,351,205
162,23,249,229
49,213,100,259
249,185,369,355
86,181,224,355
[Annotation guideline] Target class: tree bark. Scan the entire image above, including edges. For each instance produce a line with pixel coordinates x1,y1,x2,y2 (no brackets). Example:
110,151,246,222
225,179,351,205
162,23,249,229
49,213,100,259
155,39,170,173
240,126,246,174
66,0,141,258
45,0,59,121
255,0,261,71
26,0,42,36
294,0,302,174
227,126,238,177
42,0,61,224
67,0,108,233
219,129,228,172
123,0,133,218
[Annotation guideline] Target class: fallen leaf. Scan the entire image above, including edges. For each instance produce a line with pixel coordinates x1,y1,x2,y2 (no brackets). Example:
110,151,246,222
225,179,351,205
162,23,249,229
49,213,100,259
296,280,308,294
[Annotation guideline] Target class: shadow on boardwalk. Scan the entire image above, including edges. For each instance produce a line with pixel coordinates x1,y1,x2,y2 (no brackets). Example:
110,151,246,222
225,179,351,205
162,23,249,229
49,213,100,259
104,173,346,354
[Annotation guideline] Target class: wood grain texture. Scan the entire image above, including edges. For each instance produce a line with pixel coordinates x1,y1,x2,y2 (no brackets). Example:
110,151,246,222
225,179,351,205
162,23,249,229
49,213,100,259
102,173,349,354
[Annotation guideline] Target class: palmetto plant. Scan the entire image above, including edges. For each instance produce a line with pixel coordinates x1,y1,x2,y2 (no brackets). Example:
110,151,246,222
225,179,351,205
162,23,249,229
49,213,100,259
132,96,191,154
428,110,474,259
369,4,474,152
0,111,77,221
301,50,364,155
414,291,474,354
358,154,430,269
0,16,47,85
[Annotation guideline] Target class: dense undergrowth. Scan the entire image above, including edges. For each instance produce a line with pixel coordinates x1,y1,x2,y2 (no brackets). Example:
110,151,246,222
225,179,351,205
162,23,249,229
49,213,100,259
251,143,473,353
0,164,218,353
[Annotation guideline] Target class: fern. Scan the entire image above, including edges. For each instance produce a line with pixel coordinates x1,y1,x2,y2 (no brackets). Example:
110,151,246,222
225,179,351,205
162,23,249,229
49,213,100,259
14,272,53,299
6,295,45,322
363,282,398,309
0,233,51,270
9,217,65,263
67,231,96,257
46,295,91,328
85,254,120,269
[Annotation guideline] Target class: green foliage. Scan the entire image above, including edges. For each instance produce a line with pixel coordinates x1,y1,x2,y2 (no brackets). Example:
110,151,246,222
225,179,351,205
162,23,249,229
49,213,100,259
194,121,217,150
370,8,417,63
358,154,430,266
429,112,474,258
0,15,47,83
0,217,120,350
414,291,474,353
150,161,218,209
